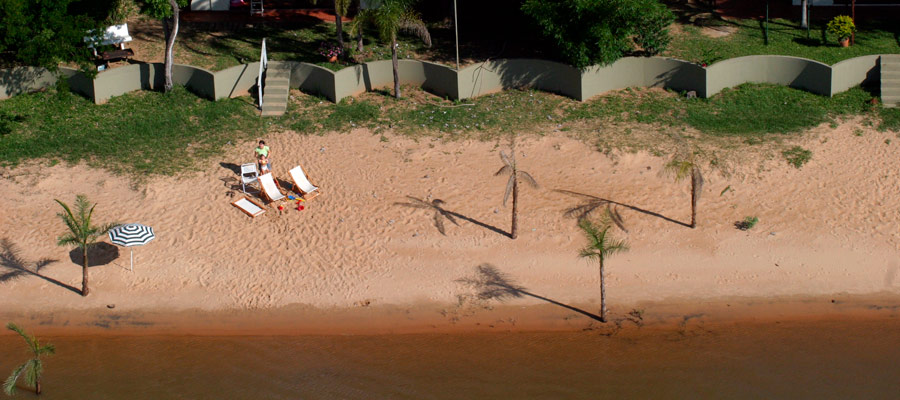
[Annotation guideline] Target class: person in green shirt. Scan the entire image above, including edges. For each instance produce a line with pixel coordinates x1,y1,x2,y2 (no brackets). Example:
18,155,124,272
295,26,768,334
255,140,271,172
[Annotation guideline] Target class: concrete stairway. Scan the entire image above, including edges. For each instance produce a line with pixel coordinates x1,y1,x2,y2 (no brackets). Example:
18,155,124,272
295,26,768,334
261,61,291,117
882,55,900,109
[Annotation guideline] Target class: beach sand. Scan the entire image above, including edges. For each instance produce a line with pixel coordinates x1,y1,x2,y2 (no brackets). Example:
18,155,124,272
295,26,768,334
1,120,899,333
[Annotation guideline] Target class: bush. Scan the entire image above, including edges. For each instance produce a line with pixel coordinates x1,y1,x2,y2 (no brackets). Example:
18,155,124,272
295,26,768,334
521,0,674,68
633,1,675,56
783,146,812,168
826,15,856,41
735,216,759,231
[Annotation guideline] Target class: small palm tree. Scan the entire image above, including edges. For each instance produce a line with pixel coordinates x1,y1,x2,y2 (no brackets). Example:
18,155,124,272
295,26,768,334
350,0,432,98
578,218,628,323
4,323,55,396
313,0,354,49
665,156,704,229
395,196,459,235
55,195,117,297
494,150,538,239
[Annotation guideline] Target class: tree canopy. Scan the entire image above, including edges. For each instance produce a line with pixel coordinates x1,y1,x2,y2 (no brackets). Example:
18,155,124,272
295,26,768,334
0,0,103,70
521,0,674,69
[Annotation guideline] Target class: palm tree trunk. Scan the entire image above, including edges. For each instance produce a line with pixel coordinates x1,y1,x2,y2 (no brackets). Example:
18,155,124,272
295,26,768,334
81,247,89,297
163,0,180,93
800,0,808,29
35,378,41,395
391,34,400,98
357,30,364,52
599,257,607,323
690,172,697,229
335,11,345,49
510,176,518,239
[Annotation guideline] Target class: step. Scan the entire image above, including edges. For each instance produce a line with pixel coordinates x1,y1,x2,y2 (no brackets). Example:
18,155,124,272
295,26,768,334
261,96,286,105
882,63,900,73
264,86,289,96
882,71,900,80
265,81,290,90
266,70,292,80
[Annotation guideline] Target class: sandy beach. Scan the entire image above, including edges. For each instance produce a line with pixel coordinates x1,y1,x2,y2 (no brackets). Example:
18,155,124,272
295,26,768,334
1,119,899,333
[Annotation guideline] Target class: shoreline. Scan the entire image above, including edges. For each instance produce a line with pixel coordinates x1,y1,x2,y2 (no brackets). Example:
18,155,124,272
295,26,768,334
2,293,898,336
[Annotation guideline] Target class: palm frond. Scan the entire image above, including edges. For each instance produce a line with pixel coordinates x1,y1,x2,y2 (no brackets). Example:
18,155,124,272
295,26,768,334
6,323,37,353
23,359,39,388
494,164,512,177
518,171,538,188
665,160,693,182
3,362,25,395
503,175,515,206
334,0,352,16
394,196,432,209
564,200,606,221
691,166,704,205
433,211,446,235
603,239,629,257
398,11,431,47
37,343,55,356
499,150,513,168
56,235,80,248
607,206,628,233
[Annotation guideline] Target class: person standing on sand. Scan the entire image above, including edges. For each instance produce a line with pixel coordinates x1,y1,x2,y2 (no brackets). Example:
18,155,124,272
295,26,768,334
255,140,271,172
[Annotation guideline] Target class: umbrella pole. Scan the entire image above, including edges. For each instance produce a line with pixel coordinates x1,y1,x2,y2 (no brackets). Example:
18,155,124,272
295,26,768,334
130,248,134,272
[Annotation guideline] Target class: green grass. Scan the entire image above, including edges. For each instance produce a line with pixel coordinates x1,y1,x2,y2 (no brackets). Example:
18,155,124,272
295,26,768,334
783,146,813,168
567,84,877,137
0,86,261,175
665,19,900,65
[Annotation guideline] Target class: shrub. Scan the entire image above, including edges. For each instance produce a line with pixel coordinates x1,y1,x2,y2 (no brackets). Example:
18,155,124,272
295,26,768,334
633,1,675,56
735,216,759,231
783,146,812,168
521,0,674,68
826,15,856,41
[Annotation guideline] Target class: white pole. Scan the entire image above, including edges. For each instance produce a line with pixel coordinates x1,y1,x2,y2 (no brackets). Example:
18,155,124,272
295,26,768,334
454,0,459,70
130,248,134,272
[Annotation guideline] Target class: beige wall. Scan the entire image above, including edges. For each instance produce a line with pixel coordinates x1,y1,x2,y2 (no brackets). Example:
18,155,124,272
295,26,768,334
0,67,58,100
831,55,881,96
0,55,892,105
706,55,832,97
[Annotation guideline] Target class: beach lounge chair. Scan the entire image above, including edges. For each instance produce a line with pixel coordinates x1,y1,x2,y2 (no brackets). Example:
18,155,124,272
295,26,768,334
258,172,286,203
288,165,321,200
231,197,266,218
240,163,259,194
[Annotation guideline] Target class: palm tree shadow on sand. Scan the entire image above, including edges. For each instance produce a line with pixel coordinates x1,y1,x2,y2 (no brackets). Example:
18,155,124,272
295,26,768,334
0,238,79,295
555,189,691,228
457,263,604,322
395,196,511,238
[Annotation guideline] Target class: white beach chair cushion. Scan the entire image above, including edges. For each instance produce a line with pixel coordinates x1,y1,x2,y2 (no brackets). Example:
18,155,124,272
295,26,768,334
233,198,265,217
289,166,319,194
258,173,285,202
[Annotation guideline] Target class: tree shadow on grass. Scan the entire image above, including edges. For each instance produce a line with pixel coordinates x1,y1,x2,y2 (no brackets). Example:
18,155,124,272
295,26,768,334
457,263,603,322
0,238,79,295
396,196,509,238
555,189,690,228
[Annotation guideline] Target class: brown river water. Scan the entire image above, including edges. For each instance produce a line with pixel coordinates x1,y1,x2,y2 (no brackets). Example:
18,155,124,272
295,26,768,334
1,318,899,399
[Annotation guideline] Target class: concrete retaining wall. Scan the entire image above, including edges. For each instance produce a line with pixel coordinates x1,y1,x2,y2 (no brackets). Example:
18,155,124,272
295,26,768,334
0,55,892,105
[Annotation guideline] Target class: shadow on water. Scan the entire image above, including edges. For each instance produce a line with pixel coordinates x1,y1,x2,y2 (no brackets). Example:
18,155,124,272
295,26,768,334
457,263,604,322
0,238,79,295
396,196,510,238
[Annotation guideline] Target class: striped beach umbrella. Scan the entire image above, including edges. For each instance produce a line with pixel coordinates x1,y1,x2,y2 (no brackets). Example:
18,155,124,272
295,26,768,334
108,223,155,272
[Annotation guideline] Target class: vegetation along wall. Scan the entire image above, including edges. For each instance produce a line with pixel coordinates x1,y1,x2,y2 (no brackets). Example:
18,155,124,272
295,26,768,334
0,55,887,105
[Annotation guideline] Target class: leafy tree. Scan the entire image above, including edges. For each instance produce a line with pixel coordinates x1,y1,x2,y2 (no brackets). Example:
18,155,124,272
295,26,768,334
140,0,189,92
0,0,100,72
578,218,628,323
494,150,538,240
3,323,55,396
665,154,704,229
55,195,118,297
521,0,674,68
350,0,431,98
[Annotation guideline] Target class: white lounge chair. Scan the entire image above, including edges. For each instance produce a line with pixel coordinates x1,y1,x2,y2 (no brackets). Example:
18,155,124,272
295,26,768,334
84,24,133,54
231,197,266,218
258,172,286,203
240,163,259,194
288,165,321,200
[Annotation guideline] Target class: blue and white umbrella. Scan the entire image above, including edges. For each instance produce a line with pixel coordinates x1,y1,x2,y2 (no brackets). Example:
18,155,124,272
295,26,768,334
108,223,155,272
